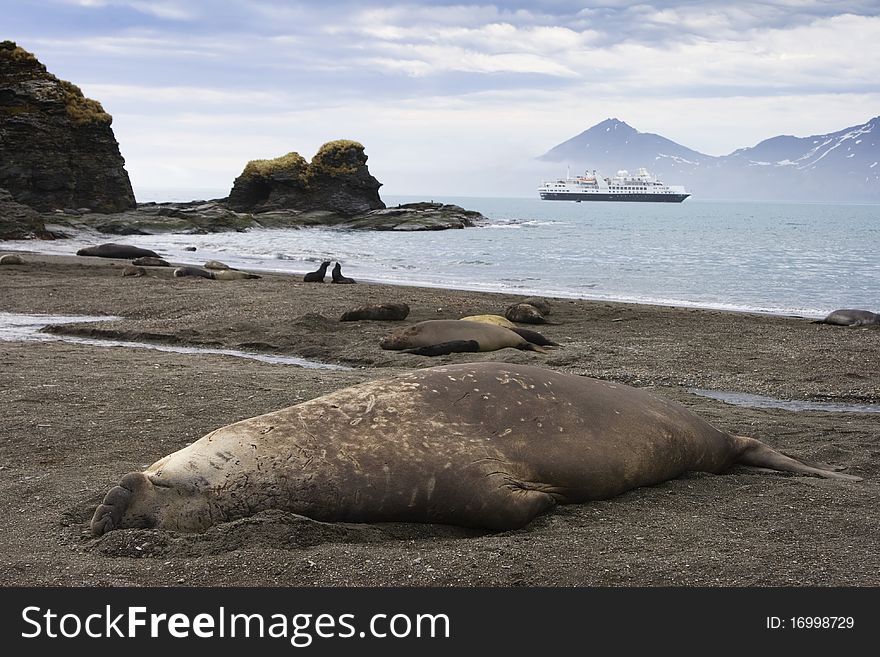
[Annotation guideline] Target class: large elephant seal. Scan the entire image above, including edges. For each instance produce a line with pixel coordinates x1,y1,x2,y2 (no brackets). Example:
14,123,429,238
339,303,410,321
90,362,859,536
76,243,160,259
813,309,879,327
380,319,546,356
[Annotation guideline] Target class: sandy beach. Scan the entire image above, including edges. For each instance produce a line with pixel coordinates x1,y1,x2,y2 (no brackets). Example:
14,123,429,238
1,250,878,586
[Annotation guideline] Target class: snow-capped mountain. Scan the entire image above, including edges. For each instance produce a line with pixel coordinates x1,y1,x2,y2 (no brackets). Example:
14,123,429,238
539,117,880,202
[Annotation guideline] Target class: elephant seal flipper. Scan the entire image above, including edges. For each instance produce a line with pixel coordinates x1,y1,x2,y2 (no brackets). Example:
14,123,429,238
735,436,861,481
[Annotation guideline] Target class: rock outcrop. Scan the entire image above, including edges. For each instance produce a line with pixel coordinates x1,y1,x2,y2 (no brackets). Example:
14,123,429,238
44,200,486,235
0,41,135,213
227,140,385,215
0,188,50,239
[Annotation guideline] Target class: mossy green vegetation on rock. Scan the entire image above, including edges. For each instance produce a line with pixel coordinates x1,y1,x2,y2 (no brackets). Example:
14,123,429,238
228,140,384,215
308,139,365,178
59,80,112,126
242,152,308,179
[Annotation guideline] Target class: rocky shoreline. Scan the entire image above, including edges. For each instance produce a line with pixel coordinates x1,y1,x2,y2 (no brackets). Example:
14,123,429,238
38,199,487,236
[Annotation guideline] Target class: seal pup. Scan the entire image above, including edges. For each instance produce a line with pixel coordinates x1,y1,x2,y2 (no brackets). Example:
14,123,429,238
0,254,24,265
90,362,859,536
173,266,214,279
380,319,546,355
303,261,331,283
331,262,355,284
122,265,146,277
131,256,169,267
76,243,160,259
813,309,879,327
506,303,549,324
340,303,410,321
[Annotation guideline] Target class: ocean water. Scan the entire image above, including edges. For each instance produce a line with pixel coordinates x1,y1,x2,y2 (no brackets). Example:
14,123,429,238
3,193,879,318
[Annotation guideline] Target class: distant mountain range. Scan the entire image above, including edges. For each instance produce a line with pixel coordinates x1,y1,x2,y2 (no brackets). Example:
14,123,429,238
538,117,880,202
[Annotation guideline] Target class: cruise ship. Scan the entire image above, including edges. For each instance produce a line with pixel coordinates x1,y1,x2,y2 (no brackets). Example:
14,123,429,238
539,168,690,202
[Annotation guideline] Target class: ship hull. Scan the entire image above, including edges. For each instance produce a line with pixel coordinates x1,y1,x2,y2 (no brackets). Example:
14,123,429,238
539,192,690,203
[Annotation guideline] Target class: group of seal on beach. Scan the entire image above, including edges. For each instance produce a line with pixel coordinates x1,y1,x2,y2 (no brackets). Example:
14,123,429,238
304,261,355,284
64,242,869,536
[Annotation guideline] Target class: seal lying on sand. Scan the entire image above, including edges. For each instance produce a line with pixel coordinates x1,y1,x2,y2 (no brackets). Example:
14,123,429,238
339,303,410,321
506,303,549,324
76,243,160,259
460,316,559,347
212,270,261,281
813,309,880,327
173,266,214,279
460,314,516,328
90,362,859,536
380,319,546,355
0,254,24,265
131,256,169,267
522,297,552,316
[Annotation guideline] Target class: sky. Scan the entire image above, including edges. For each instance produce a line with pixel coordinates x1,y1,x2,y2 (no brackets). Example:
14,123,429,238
3,0,879,197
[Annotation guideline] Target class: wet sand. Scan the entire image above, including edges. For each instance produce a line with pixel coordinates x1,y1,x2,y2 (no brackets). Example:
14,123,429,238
1,251,878,586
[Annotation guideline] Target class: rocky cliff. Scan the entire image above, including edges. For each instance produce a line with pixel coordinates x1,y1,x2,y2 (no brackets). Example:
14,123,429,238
0,41,135,213
227,140,385,215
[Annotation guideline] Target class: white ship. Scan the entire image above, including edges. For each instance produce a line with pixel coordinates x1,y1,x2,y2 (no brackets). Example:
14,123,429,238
539,167,690,202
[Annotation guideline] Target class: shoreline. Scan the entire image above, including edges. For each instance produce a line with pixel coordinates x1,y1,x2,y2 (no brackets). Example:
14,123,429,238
1,252,878,586
0,245,829,320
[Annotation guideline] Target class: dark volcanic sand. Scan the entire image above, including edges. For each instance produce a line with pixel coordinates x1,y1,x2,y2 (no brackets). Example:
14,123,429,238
0,252,878,586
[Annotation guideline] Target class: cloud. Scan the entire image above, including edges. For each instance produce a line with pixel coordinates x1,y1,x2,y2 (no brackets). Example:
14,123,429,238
11,1,880,195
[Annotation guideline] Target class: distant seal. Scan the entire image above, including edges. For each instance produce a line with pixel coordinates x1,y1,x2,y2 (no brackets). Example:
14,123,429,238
340,303,410,321
331,262,355,284
460,314,516,329
522,297,552,316
90,362,859,536
212,270,261,281
131,256,169,267
303,261,331,283
506,303,549,324
173,266,214,279
184,246,197,252
76,243,160,259
204,260,230,270
380,319,546,355
122,265,146,277
0,254,24,265
813,309,880,327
